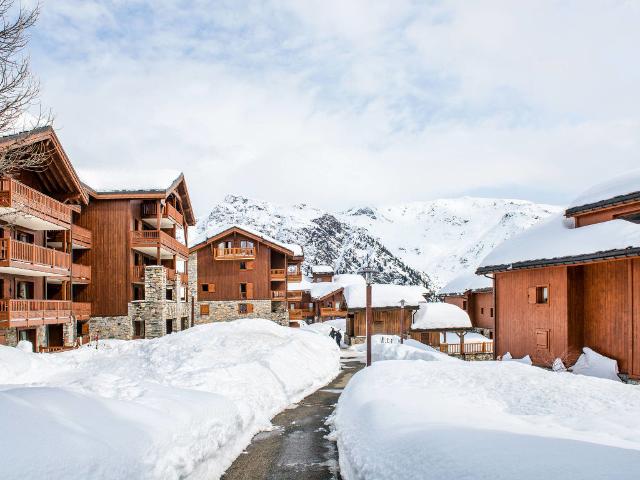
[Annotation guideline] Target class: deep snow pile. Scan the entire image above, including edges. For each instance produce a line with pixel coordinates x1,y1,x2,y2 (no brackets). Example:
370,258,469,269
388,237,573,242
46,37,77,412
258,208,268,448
0,319,340,480
352,335,455,363
332,360,640,480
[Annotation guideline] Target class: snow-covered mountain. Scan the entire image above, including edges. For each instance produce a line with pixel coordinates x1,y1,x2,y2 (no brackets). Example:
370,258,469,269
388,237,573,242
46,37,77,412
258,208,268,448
192,195,562,296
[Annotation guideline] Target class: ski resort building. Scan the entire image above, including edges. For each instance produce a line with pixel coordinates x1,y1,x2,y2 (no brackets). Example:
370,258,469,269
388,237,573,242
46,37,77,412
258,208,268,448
439,272,494,338
0,127,88,351
79,173,195,340
477,170,640,378
188,225,304,326
311,265,334,283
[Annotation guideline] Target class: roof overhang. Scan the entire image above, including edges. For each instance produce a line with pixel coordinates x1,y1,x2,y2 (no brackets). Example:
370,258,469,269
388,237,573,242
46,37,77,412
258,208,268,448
476,246,640,274
566,191,640,217
314,287,344,302
189,225,295,256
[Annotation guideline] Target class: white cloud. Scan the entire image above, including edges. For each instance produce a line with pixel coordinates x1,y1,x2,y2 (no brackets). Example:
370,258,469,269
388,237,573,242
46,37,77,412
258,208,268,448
26,0,640,214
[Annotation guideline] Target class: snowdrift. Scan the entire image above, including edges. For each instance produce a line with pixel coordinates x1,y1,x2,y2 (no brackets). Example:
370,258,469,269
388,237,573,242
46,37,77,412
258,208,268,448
0,319,340,479
332,360,640,479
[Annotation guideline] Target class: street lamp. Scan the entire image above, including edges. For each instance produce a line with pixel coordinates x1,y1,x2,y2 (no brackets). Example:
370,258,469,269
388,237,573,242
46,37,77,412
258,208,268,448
399,299,406,344
358,266,376,367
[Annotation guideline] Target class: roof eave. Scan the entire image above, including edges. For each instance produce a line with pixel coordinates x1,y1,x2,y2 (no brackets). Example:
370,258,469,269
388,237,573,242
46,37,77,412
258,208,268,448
566,191,640,217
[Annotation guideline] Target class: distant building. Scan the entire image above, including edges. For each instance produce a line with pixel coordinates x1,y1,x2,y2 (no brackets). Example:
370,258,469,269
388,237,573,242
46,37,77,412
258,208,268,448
439,272,494,339
311,265,334,283
478,170,640,378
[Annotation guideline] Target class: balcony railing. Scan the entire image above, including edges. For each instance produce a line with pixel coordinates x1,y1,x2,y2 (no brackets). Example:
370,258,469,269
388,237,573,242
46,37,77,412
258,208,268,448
130,230,189,259
287,272,303,282
214,247,256,260
132,265,146,283
72,302,91,321
289,308,313,320
320,307,348,317
271,290,287,300
71,224,92,248
141,202,184,227
72,263,91,282
0,299,72,327
287,290,303,301
270,268,286,281
0,177,71,229
0,238,71,274
440,341,493,355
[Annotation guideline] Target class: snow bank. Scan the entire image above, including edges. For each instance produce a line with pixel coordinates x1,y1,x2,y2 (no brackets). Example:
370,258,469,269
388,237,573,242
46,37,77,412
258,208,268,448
352,335,455,363
299,319,348,347
438,270,492,295
0,319,340,480
310,281,343,300
412,302,471,330
332,360,640,480
568,168,640,211
478,214,640,270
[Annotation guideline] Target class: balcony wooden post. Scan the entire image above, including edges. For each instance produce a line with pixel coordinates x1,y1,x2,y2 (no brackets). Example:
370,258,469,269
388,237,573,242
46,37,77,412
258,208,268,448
156,200,162,265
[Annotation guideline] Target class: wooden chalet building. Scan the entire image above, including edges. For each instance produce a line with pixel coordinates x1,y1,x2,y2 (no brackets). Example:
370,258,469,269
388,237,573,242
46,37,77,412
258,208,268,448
188,225,304,326
79,172,195,340
0,127,88,351
311,265,334,283
477,170,640,378
439,272,494,338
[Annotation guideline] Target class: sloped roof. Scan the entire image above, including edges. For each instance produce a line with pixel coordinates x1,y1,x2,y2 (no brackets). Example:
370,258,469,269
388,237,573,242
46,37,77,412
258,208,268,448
566,168,640,216
310,282,343,301
439,271,493,296
412,302,472,330
189,224,303,257
342,283,425,310
477,214,640,274
312,265,334,274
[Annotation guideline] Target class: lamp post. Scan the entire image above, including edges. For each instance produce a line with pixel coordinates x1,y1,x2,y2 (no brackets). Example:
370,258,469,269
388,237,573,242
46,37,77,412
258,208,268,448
359,266,376,367
399,299,406,344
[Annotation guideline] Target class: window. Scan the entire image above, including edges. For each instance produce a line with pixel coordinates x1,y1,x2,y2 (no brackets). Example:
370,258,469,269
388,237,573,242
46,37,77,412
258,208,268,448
134,321,145,338
240,240,254,249
480,307,484,315
239,261,254,270
239,283,253,299
181,317,189,330
16,281,34,300
240,283,247,299
528,286,549,305
490,308,494,318
201,283,215,293
200,304,210,316
16,231,33,243
166,288,173,300
462,300,467,310
166,319,173,334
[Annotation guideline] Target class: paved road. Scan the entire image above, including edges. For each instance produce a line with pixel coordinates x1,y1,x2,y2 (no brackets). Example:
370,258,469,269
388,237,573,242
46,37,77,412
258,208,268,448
222,356,364,480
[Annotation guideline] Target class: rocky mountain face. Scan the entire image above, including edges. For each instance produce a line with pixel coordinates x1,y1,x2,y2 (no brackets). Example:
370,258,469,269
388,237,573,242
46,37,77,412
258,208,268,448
192,195,562,297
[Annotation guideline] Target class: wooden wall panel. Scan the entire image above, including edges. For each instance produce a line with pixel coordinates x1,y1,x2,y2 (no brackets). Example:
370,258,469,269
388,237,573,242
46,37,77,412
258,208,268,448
582,260,632,374
196,233,276,301
633,259,640,377
472,291,494,330
495,267,569,366
574,201,640,227
77,199,131,316
352,308,414,337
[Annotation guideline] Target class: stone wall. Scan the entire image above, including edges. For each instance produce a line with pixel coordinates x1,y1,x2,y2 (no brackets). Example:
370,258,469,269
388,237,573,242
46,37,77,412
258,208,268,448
195,300,289,326
90,315,133,340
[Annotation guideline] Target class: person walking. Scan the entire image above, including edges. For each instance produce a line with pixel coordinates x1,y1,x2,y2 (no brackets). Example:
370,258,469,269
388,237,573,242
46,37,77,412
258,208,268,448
334,329,342,348
329,327,336,340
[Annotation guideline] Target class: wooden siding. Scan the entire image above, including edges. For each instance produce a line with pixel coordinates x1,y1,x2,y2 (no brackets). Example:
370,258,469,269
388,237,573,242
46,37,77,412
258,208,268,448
633,258,640,377
472,291,494,330
196,232,282,301
351,308,414,337
76,199,131,316
573,200,640,227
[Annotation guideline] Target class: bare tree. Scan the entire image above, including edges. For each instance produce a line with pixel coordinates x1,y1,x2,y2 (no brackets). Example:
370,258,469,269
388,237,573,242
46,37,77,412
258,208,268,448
0,1,53,178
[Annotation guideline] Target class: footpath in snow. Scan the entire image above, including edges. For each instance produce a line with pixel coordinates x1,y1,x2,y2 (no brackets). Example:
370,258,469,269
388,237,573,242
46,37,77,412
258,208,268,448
0,319,340,480
331,342,640,480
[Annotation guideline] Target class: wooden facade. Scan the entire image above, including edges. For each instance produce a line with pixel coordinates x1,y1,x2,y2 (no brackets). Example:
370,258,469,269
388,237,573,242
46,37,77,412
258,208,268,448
347,307,417,339
190,226,304,325
442,289,494,336
484,194,640,378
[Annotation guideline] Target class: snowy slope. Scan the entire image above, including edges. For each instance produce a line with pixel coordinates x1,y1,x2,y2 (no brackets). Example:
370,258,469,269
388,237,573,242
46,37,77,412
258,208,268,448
193,195,560,291
0,320,340,480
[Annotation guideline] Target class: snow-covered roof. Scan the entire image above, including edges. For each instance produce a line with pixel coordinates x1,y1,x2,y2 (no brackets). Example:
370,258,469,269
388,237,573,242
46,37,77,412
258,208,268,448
310,282,343,300
79,168,182,193
190,224,303,256
312,265,334,274
477,214,640,273
343,283,426,309
412,303,472,330
439,271,492,295
332,274,366,287
567,168,640,214
288,279,313,292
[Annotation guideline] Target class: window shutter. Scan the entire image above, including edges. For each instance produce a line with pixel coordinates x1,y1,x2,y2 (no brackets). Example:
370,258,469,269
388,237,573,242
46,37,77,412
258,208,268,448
246,261,255,270
247,303,254,313
209,283,216,293
527,287,537,304
246,283,254,299
200,304,210,315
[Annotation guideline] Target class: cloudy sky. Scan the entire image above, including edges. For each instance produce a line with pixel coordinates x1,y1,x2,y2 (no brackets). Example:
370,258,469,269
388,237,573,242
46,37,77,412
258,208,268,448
25,0,640,215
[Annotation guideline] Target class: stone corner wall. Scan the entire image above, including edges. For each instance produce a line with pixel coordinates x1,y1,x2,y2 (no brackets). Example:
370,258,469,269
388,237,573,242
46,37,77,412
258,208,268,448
89,315,133,340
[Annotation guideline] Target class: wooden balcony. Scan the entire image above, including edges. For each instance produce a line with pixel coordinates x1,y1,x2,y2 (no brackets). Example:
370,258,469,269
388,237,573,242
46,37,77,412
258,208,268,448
71,263,91,283
132,265,146,283
270,268,286,281
166,268,188,284
214,247,256,261
0,177,71,230
287,272,303,282
130,230,189,259
271,290,287,300
287,290,303,302
141,202,184,229
289,308,313,320
0,299,72,328
49,224,93,250
72,302,91,321
0,238,71,276
320,307,348,317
